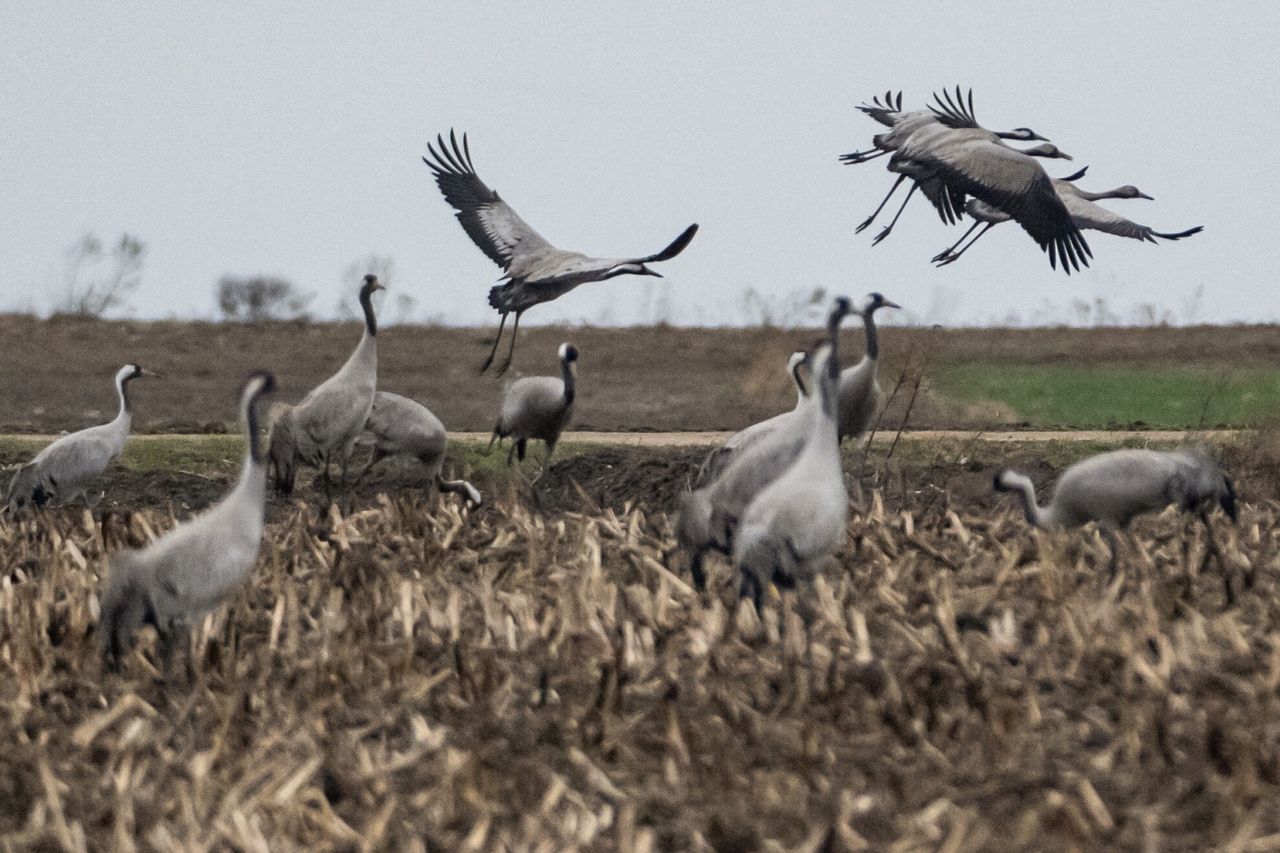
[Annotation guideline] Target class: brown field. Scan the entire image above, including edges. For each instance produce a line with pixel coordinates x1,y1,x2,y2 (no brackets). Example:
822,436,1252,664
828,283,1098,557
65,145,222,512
2,315,1278,434
4,432,1280,849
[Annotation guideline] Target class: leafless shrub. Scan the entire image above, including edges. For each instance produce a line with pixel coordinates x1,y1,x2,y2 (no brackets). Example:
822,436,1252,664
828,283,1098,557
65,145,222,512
52,232,146,318
216,275,313,322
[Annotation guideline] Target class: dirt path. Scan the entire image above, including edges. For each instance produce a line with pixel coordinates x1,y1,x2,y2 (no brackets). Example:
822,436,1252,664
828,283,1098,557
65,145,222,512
448,428,1241,447
3,429,1242,448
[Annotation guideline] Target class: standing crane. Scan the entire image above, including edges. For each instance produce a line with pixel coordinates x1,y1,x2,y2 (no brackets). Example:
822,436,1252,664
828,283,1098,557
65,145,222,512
6,363,158,511
99,372,276,672
270,275,383,498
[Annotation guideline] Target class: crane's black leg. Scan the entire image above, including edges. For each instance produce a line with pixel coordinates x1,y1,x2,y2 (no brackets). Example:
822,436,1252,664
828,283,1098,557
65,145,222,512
689,549,707,591
872,182,918,245
496,311,523,376
351,449,385,488
517,439,527,462
931,221,982,263
1103,527,1121,583
856,175,905,234
480,313,508,374
1200,511,1235,607
936,223,996,266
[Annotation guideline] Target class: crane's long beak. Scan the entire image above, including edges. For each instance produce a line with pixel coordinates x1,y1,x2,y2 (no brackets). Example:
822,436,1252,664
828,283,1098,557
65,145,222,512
640,266,662,278
1138,191,1154,200
141,368,162,378
884,299,902,310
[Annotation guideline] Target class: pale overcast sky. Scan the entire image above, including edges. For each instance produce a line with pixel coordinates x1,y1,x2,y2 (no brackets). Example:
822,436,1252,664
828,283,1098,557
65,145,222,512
2,1,1275,326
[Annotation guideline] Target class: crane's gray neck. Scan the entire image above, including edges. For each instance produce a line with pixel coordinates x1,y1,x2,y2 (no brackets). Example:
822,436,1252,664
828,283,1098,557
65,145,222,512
791,359,808,400
1001,472,1046,527
863,310,880,361
360,286,378,337
562,360,576,407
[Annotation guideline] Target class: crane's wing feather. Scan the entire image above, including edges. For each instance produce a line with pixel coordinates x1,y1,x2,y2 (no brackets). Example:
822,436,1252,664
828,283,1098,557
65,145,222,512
924,139,1092,272
929,86,980,129
423,130,552,272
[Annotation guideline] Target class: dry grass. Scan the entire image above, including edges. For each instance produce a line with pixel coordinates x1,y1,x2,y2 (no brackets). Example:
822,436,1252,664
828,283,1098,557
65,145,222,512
2,315,1277,433
4,471,1280,850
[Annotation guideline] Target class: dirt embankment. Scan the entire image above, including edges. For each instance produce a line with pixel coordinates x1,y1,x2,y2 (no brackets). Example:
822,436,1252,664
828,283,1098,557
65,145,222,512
1,315,1276,434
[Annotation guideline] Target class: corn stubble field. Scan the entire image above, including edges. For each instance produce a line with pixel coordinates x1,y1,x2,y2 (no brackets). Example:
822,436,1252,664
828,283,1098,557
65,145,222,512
5,440,1280,851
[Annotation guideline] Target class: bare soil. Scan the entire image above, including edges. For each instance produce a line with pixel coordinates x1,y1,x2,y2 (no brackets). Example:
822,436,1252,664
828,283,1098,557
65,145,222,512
1,315,1276,433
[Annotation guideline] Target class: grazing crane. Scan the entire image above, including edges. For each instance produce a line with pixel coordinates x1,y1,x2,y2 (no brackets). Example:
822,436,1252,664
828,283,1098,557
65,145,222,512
838,292,900,442
353,391,481,507
934,175,1203,265
5,363,158,511
994,448,1237,593
696,349,810,486
99,372,276,672
734,336,848,610
271,275,383,498
675,297,852,589
489,342,578,467
423,131,699,374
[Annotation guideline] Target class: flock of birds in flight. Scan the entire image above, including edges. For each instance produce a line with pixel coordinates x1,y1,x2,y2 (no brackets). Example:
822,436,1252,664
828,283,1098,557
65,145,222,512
2,87,1228,672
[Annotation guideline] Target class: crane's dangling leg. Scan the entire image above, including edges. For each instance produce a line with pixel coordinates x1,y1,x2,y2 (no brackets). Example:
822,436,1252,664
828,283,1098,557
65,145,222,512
872,182,918,245
480,312,509,374
495,311,524,376
839,148,888,165
936,223,996,266
932,220,983,263
856,174,905,234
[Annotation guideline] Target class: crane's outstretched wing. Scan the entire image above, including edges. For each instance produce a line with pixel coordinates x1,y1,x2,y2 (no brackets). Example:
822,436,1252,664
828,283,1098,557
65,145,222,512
857,90,905,127
924,139,1092,272
636,223,699,263
1061,195,1204,244
423,130,552,272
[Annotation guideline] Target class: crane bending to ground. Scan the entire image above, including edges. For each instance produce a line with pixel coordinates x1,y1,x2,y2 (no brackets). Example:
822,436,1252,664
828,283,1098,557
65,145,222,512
423,131,699,374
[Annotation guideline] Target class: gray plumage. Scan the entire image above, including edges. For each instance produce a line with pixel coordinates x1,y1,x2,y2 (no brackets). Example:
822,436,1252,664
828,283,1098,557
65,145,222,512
423,131,698,374
851,88,1064,249
5,363,157,511
355,391,481,506
695,350,810,486
935,172,1202,265
99,372,276,670
675,297,852,589
837,292,899,442
994,448,1236,530
271,275,383,496
891,119,1090,272
734,337,848,609
490,342,578,466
